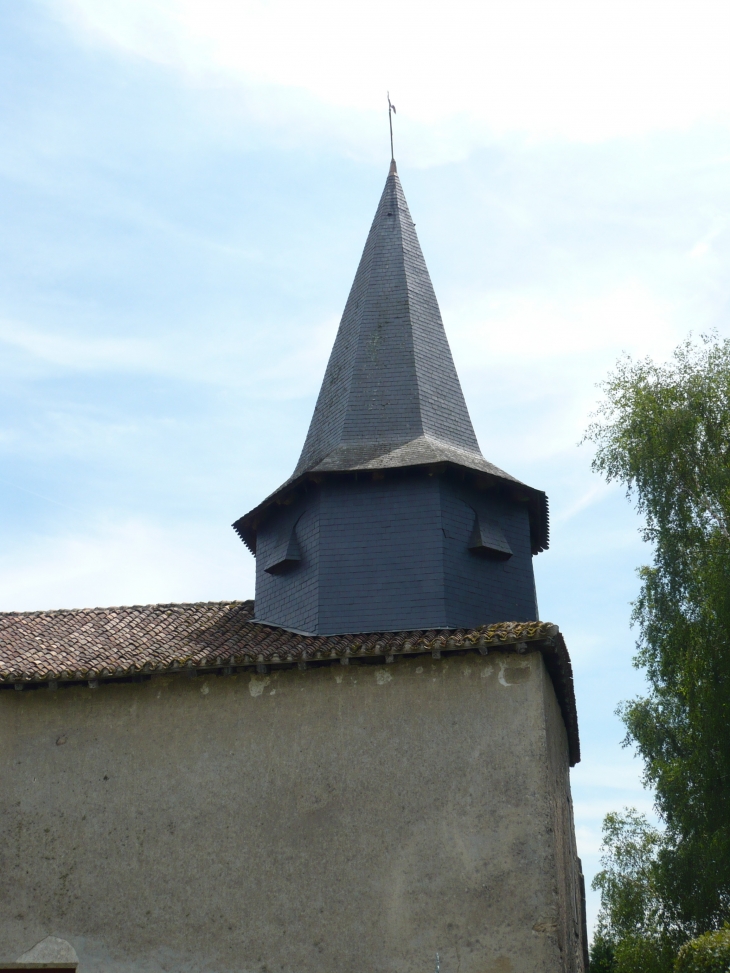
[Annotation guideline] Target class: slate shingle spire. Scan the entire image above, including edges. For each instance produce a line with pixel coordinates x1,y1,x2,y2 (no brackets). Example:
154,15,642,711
234,163,549,636
293,160,494,480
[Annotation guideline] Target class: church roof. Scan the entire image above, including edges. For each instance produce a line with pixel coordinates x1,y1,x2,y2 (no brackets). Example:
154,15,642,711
235,163,549,553
0,601,578,765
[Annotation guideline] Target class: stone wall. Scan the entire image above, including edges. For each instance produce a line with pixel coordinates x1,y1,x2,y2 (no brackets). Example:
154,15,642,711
1,650,584,973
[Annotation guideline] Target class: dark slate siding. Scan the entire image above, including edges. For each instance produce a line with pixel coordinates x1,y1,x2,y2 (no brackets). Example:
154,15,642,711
253,474,538,635
396,185,479,452
440,480,538,628
338,181,423,451
317,476,447,634
253,490,321,633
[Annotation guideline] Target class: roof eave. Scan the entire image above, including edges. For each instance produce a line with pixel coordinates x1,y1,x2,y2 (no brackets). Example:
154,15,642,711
233,462,549,556
0,609,577,765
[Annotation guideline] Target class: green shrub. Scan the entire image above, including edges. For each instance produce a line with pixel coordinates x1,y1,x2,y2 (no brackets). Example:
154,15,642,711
589,931,616,972
613,934,675,973
674,926,730,973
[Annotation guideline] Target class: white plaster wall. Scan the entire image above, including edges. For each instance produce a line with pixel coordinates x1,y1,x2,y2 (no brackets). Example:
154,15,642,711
1,651,583,973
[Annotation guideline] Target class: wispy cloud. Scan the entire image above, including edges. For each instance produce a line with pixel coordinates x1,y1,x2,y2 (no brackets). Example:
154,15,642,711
452,282,680,367
553,484,615,524
0,313,335,396
0,517,253,612
55,0,730,152
0,317,154,372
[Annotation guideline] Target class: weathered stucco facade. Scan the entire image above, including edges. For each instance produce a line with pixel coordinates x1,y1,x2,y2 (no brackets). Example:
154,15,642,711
1,649,584,973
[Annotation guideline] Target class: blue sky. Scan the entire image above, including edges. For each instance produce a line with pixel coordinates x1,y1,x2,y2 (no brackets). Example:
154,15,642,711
3,0,730,932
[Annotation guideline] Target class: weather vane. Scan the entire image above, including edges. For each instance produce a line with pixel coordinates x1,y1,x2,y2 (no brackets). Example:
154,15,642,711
388,91,396,162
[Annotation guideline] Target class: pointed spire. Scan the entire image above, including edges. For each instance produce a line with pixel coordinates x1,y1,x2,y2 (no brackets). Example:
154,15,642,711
235,165,549,557
292,165,512,482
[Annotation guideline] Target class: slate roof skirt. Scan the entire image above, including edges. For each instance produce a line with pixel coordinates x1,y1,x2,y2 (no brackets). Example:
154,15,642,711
234,462,550,556
299,435,510,478
0,600,578,765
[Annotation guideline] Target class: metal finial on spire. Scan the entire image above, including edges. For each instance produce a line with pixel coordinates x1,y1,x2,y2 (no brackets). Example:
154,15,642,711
387,92,396,163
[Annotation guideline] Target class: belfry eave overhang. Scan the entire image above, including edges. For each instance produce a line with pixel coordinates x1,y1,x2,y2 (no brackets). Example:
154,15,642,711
233,458,549,557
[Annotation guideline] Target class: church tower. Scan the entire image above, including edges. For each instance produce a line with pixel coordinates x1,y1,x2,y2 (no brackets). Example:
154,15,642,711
235,162,548,636
1,160,586,973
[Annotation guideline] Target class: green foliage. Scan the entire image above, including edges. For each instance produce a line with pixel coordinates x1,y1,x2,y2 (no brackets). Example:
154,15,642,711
589,930,676,973
591,810,664,936
589,930,616,973
614,934,677,973
675,926,730,973
584,335,730,958
590,810,676,973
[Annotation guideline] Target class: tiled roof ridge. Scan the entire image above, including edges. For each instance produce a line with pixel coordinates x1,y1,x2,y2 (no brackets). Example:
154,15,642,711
0,602,579,765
